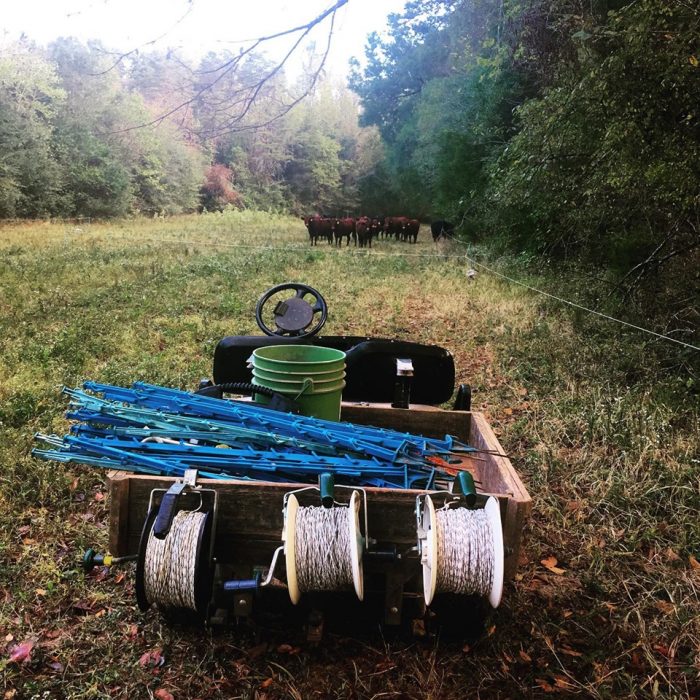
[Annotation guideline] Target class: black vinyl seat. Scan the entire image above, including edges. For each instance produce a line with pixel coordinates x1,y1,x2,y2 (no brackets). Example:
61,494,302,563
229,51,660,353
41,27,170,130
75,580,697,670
213,335,455,405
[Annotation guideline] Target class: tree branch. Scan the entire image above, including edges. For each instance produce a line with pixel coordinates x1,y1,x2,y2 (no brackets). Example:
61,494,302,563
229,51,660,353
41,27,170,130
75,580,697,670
103,0,347,137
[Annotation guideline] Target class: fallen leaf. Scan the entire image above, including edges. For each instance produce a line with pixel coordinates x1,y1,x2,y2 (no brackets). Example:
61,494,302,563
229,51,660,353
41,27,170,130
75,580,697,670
155,690,174,700
114,572,125,584
139,649,164,669
276,644,293,654
4,634,13,643
246,643,267,660
653,644,673,659
5,690,17,699
519,650,532,662
518,388,528,396
655,600,674,615
22,538,36,546
17,525,31,536
72,600,95,615
8,641,34,664
553,674,574,689
689,555,700,570
535,678,556,692
665,548,680,562
560,646,583,657
94,492,105,502
562,610,573,618
503,407,513,416
35,589,47,596
260,678,273,689
541,556,566,575
690,55,699,67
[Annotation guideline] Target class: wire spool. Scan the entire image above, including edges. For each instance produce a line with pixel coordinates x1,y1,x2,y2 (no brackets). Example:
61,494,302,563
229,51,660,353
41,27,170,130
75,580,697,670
284,491,364,604
420,496,503,608
135,506,213,616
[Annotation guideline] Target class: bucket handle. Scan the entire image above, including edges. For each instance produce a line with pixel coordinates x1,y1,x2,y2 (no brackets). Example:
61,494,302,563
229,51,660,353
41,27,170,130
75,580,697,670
293,377,314,400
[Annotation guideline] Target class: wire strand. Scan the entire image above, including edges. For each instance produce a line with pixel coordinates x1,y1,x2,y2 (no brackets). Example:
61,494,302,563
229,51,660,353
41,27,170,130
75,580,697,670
55,228,700,352
441,233,700,353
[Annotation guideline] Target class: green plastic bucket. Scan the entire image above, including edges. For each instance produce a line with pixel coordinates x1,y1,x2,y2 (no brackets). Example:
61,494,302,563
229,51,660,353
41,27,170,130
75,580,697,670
250,345,346,421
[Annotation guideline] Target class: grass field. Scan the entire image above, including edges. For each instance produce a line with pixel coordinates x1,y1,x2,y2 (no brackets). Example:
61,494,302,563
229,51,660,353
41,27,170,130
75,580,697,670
0,212,698,699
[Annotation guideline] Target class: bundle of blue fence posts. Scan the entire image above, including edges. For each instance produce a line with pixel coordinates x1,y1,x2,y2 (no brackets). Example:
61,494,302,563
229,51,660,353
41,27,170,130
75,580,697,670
33,382,476,490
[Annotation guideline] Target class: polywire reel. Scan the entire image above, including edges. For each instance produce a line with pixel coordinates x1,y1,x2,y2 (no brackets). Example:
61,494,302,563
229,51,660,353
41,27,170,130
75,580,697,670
135,506,213,615
420,495,503,608
284,491,364,604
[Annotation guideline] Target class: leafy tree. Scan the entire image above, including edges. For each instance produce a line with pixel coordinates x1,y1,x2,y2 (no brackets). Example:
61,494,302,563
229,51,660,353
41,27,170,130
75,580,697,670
200,163,242,211
0,42,65,217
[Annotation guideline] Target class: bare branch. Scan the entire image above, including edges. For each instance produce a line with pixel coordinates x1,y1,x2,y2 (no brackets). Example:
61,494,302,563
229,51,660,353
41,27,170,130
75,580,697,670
89,2,195,76
102,0,347,138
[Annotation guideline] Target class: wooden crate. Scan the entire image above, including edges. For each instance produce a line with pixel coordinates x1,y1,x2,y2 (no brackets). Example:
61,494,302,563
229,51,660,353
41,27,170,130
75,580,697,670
107,404,531,583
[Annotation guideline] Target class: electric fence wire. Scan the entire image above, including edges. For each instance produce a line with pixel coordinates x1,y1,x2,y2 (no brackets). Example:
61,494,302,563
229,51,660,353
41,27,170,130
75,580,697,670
54,228,700,352
435,507,494,597
143,509,207,611
294,505,354,593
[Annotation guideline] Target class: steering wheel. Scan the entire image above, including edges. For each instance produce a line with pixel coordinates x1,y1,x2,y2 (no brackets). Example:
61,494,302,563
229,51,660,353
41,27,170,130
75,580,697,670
255,283,328,338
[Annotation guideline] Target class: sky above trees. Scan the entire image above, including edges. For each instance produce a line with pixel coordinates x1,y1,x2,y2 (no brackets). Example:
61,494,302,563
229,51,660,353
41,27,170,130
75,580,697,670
2,0,406,78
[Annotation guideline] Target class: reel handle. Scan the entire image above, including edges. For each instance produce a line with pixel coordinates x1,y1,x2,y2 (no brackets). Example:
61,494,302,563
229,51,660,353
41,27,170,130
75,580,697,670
454,471,477,506
223,572,262,592
153,479,189,539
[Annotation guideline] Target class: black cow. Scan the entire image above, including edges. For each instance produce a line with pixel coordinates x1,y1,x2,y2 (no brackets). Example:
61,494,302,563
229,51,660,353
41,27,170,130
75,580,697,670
431,220,454,242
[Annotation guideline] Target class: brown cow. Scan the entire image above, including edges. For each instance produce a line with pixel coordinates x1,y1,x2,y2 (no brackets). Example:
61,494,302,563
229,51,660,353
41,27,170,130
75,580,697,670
403,218,420,243
333,217,355,247
302,215,334,246
355,216,372,248
384,216,409,240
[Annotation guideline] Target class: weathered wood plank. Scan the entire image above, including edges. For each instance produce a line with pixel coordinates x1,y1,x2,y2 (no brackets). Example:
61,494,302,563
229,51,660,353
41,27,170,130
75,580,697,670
107,474,130,558
341,403,470,441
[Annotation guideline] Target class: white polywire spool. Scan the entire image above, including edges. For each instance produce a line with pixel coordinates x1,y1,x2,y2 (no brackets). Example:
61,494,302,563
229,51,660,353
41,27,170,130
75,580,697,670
143,509,207,611
284,492,363,604
421,495,503,608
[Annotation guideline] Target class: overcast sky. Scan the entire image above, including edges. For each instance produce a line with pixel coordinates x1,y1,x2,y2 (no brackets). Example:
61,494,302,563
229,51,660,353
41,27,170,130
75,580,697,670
1,0,406,77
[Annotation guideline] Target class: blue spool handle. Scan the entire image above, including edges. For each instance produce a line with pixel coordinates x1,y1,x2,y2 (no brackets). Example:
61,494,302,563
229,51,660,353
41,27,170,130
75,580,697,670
223,573,261,591
319,472,335,507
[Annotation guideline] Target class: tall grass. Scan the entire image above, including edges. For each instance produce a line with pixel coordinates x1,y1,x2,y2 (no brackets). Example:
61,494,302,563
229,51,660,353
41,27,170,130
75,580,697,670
0,213,697,698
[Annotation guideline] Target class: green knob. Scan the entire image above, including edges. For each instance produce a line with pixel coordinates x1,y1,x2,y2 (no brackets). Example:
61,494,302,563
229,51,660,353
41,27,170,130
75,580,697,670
319,472,335,508
455,471,477,506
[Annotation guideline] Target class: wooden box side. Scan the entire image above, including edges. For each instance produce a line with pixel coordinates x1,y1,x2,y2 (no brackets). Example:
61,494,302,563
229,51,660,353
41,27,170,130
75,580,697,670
469,412,532,580
107,407,531,581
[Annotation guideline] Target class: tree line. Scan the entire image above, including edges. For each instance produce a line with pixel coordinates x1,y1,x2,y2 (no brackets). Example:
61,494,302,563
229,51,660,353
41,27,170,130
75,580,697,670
349,0,699,310
0,38,382,220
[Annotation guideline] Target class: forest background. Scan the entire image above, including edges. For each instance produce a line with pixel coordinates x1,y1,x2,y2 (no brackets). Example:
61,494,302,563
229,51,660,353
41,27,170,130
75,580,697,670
1,0,698,332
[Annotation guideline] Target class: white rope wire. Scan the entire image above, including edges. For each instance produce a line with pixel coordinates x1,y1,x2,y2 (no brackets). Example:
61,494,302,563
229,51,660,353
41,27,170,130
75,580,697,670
294,505,354,593
53,227,699,352
435,507,494,597
143,510,206,610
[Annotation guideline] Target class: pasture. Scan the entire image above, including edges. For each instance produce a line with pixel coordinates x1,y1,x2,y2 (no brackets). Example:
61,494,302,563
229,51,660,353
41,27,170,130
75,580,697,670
0,212,697,699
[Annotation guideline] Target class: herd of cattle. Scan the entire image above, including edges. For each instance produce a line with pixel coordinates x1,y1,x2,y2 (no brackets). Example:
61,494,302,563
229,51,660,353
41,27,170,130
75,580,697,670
302,215,455,247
